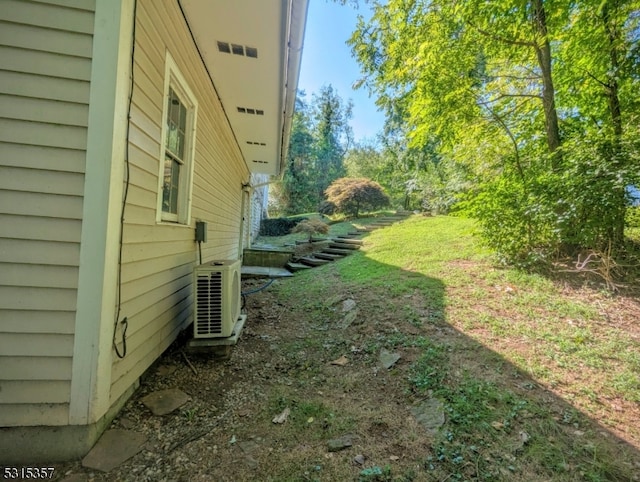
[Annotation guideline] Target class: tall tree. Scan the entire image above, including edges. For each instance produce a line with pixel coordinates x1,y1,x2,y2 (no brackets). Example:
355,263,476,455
281,93,316,214
311,85,354,201
280,87,355,214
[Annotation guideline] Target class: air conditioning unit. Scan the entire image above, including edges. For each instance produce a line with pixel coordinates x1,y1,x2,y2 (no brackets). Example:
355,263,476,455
193,259,241,338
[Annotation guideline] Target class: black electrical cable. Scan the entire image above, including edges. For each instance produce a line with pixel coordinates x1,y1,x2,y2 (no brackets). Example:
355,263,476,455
241,278,275,312
241,278,275,296
113,0,137,359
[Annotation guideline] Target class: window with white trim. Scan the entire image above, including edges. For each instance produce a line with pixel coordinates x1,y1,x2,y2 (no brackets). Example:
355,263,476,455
158,52,197,224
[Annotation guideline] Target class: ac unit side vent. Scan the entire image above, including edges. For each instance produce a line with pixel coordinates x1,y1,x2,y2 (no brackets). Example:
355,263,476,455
195,272,223,335
193,259,241,339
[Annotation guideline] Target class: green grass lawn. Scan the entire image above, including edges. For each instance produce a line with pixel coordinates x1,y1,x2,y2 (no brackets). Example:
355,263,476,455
272,214,640,481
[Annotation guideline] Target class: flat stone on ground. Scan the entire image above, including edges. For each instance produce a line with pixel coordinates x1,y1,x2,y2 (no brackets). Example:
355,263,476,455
379,348,401,369
327,434,354,452
342,299,357,312
411,398,445,435
141,388,190,416
82,429,147,472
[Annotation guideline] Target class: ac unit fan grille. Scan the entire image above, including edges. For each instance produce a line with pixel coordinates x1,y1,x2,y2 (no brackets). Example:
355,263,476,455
195,271,224,335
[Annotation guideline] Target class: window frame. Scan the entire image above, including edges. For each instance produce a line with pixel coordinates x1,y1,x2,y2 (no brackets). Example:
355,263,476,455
156,51,198,225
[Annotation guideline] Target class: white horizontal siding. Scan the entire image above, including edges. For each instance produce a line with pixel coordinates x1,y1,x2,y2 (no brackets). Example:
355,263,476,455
0,214,82,242
0,93,90,126
110,0,249,404
0,357,73,380
0,263,79,289
1,142,86,173
0,0,95,34
0,333,75,358
1,310,76,335
0,0,95,427
0,20,93,58
0,404,69,427
0,380,70,404
0,45,92,81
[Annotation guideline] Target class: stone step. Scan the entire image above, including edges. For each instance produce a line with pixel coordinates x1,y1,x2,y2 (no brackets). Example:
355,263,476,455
286,262,313,272
334,237,363,245
298,256,331,267
329,242,360,250
322,247,353,256
314,252,342,261
241,266,293,278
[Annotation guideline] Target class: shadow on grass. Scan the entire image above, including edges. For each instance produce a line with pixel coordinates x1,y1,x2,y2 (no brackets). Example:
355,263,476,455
274,238,640,481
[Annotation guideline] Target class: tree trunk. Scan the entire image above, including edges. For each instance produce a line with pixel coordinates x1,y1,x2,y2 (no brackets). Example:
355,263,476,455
531,0,562,167
602,2,626,246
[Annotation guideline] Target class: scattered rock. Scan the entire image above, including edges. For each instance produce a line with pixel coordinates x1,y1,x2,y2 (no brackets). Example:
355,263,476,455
411,399,445,435
242,455,259,469
379,349,401,369
330,355,349,366
140,388,190,416
82,429,147,472
340,309,359,328
119,416,135,429
324,294,344,306
327,435,354,452
272,407,290,424
353,454,365,465
342,299,357,312
390,455,400,461
156,365,177,376
239,440,260,454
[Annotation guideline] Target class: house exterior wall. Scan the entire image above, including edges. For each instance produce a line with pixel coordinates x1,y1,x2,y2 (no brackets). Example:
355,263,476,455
1,0,251,463
109,0,249,405
250,173,270,241
0,0,96,428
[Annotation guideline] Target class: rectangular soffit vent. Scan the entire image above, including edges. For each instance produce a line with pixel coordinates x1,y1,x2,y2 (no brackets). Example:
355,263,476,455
217,41,258,58
246,141,267,146
252,160,268,164
237,107,264,115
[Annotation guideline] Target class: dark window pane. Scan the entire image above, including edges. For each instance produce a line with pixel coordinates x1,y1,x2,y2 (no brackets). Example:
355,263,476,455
179,103,187,131
162,155,180,215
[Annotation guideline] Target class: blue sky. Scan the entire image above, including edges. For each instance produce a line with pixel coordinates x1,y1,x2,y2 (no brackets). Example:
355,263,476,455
297,0,385,143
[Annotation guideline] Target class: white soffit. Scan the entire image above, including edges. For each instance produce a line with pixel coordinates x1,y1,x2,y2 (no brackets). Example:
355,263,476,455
180,0,303,176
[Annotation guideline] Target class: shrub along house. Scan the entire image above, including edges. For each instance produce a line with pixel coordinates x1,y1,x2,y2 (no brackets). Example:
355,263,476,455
0,0,308,463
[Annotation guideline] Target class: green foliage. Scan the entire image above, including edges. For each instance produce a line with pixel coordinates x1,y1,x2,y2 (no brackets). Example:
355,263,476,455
462,132,640,266
324,177,390,217
259,216,307,237
627,207,640,229
348,0,640,271
280,87,353,215
291,218,330,241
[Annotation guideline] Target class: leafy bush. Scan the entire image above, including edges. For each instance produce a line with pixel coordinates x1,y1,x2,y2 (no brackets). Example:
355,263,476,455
291,218,330,241
462,133,639,269
461,171,560,267
626,207,640,229
318,200,337,216
259,216,307,236
325,177,390,217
